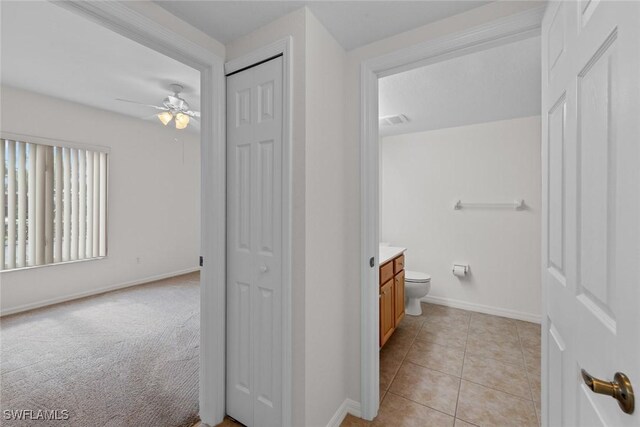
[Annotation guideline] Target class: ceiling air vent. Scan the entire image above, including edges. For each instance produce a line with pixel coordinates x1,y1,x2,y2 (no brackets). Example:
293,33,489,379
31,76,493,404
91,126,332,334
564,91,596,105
379,114,409,127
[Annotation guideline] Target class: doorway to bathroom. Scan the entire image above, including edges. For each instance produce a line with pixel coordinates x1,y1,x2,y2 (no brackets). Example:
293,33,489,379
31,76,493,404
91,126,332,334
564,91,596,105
374,37,542,424
358,7,546,422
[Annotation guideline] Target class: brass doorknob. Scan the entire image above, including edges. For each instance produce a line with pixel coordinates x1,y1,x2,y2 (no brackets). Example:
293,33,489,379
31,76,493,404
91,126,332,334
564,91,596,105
581,369,635,414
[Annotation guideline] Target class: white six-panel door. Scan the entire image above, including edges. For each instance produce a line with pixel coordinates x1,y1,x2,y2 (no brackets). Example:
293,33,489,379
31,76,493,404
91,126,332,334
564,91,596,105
541,1,639,426
226,56,283,427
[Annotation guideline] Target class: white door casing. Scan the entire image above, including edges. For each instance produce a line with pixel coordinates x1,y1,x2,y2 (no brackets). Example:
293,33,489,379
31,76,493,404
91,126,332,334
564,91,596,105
226,56,284,427
541,1,639,426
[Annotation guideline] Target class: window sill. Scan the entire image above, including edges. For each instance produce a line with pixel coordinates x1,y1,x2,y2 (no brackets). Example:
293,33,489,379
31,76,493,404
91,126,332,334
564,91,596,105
0,256,108,274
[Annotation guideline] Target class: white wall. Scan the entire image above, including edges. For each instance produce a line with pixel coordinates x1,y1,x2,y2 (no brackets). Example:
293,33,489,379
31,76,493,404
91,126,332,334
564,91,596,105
304,11,349,427
342,0,544,409
0,86,200,315
381,116,541,321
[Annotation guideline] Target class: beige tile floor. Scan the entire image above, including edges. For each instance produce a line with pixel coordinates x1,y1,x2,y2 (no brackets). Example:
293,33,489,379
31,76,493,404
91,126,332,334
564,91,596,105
343,303,541,427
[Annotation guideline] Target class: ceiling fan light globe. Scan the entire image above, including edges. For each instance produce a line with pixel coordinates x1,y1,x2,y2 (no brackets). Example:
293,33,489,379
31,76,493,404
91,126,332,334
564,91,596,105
157,111,173,125
175,113,190,130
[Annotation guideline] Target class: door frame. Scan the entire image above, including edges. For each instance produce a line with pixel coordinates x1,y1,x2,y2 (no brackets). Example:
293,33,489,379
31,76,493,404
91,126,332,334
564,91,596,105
224,37,294,427
358,6,545,420
50,2,227,425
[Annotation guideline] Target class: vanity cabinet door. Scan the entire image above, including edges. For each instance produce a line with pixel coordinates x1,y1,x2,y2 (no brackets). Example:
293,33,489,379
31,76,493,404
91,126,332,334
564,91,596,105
394,271,405,326
380,260,394,285
394,255,404,274
379,279,395,347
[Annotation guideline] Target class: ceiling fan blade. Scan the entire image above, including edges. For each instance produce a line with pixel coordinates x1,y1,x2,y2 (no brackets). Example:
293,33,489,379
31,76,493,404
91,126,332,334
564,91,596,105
115,98,168,111
185,110,201,118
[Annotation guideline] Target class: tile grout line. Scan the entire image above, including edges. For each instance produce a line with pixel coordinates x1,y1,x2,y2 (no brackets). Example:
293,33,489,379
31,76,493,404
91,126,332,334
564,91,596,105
453,312,471,420
382,315,426,400
465,322,530,370
517,323,542,426
464,346,528,370
385,307,466,413
402,355,535,403
458,421,482,427
386,390,457,420
457,313,526,427
460,313,538,425
459,377,536,402
455,416,482,427
400,359,461,380
517,323,538,403
455,413,482,427
463,328,538,402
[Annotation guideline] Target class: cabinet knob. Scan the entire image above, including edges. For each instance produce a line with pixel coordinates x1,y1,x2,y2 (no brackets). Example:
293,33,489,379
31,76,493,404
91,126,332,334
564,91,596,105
260,264,269,273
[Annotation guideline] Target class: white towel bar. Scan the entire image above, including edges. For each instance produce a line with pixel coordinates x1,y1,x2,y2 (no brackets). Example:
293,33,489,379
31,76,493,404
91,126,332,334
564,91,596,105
454,199,525,210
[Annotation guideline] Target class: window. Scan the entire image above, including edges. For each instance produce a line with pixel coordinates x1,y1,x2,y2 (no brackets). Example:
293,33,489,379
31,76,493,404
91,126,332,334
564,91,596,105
1,137,108,271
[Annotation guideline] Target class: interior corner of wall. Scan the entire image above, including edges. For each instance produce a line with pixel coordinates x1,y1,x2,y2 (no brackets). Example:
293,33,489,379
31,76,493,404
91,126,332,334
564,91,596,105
125,0,226,58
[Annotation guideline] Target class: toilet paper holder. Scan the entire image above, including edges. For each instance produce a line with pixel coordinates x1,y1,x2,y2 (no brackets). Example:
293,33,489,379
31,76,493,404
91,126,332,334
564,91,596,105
452,264,469,276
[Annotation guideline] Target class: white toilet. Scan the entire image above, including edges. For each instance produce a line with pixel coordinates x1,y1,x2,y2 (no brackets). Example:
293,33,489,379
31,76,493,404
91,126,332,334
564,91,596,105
405,271,431,316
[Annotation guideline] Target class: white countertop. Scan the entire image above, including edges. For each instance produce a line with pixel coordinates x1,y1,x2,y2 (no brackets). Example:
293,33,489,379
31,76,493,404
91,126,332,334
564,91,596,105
379,245,406,265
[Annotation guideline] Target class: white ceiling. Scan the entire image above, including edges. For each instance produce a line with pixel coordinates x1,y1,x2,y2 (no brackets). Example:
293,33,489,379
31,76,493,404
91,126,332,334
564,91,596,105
379,36,541,137
1,1,201,131
2,1,538,137
155,1,490,51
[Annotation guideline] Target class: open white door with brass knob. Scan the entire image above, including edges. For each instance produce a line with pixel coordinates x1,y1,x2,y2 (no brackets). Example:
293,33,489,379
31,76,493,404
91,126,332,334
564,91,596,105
541,0,640,425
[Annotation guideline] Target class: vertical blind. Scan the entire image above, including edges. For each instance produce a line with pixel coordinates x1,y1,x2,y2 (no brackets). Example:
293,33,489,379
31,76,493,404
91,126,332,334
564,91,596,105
1,138,108,270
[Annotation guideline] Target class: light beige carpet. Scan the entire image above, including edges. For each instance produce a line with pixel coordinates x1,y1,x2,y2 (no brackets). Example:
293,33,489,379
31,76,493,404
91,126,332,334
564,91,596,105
0,272,200,427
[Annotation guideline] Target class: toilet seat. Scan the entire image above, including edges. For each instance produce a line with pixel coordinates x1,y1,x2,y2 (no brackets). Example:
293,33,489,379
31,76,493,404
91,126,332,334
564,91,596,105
405,270,431,283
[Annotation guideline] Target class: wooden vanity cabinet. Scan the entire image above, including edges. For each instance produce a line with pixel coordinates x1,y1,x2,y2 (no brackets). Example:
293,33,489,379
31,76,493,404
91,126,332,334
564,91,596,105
379,253,405,347
380,261,394,286
394,270,405,325
379,280,395,346
394,254,404,273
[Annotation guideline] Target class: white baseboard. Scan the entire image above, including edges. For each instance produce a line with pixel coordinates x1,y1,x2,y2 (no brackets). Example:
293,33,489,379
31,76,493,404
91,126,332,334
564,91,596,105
421,295,541,324
326,398,362,427
0,267,201,317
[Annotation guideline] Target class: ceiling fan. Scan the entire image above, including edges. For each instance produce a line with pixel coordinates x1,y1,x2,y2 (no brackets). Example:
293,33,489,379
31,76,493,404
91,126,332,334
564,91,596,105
116,83,200,130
